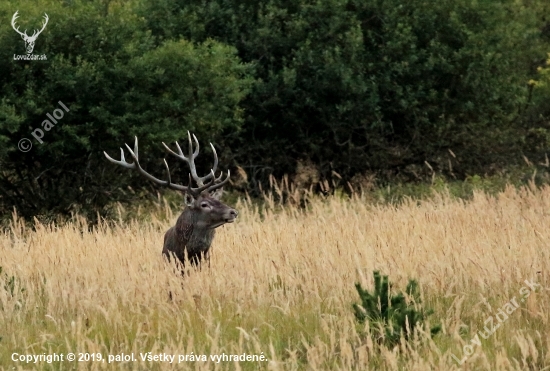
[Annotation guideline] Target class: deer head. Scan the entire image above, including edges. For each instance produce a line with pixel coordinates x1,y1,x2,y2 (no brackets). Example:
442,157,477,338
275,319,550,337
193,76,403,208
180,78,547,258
11,11,49,54
104,132,237,226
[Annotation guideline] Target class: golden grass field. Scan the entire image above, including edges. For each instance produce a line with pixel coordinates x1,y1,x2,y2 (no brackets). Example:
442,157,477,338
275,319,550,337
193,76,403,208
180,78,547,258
1,185,549,370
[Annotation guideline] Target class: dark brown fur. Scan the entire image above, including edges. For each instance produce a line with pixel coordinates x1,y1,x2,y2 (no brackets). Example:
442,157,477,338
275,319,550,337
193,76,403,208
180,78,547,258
162,192,237,267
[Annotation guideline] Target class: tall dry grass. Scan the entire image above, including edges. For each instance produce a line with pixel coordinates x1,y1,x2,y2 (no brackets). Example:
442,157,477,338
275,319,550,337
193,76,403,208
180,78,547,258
0,185,549,370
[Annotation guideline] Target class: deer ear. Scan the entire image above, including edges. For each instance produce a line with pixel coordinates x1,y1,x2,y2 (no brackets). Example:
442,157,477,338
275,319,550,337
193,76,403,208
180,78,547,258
210,188,224,200
184,193,195,206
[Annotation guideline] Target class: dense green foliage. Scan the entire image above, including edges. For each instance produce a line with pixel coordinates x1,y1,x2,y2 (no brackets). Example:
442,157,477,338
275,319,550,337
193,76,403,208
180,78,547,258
0,0,549,218
353,271,440,346
158,0,548,177
0,266,25,300
0,1,252,219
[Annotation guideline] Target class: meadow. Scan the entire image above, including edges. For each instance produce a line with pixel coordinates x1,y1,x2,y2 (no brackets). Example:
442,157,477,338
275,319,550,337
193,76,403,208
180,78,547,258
0,185,549,370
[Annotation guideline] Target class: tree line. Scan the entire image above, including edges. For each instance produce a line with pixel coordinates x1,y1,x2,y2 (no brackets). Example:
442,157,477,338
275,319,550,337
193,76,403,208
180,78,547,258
1,0,550,219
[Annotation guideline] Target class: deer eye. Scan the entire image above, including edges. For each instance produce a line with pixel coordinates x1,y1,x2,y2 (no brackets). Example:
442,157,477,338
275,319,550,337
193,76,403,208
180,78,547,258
201,202,209,208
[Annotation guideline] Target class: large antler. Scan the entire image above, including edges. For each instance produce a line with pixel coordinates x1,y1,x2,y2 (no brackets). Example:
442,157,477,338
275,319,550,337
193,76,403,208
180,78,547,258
163,132,230,195
104,132,230,197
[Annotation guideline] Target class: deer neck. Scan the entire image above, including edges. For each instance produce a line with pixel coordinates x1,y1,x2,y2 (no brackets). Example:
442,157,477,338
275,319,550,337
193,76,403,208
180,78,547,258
176,207,216,253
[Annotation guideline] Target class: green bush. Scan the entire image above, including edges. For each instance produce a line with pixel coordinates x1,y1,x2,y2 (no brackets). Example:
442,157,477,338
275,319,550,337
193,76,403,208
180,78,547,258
0,266,25,298
526,52,550,153
353,271,440,347
145,0,547,183
0,0,252,220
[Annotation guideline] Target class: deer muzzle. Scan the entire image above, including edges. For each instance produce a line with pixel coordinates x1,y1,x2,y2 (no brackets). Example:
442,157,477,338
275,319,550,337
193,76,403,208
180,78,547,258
225,209,238,223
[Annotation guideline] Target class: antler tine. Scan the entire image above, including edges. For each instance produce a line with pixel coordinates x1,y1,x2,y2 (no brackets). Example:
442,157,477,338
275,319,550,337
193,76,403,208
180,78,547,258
209,142,219,176
190,132,200,158
162,140,185,160
194,169,231,195
163,159,172,185
103,147,132,168
213,170,224,182
187,137,220,186
162,134,205,187
163,132,220,188
207,170,231,193
104,137,188,192
187,132,204,186
132,136,138,158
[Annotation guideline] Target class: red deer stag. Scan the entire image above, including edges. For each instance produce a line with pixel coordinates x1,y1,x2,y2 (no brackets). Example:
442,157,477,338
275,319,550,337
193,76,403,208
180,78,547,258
104,132,238,267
